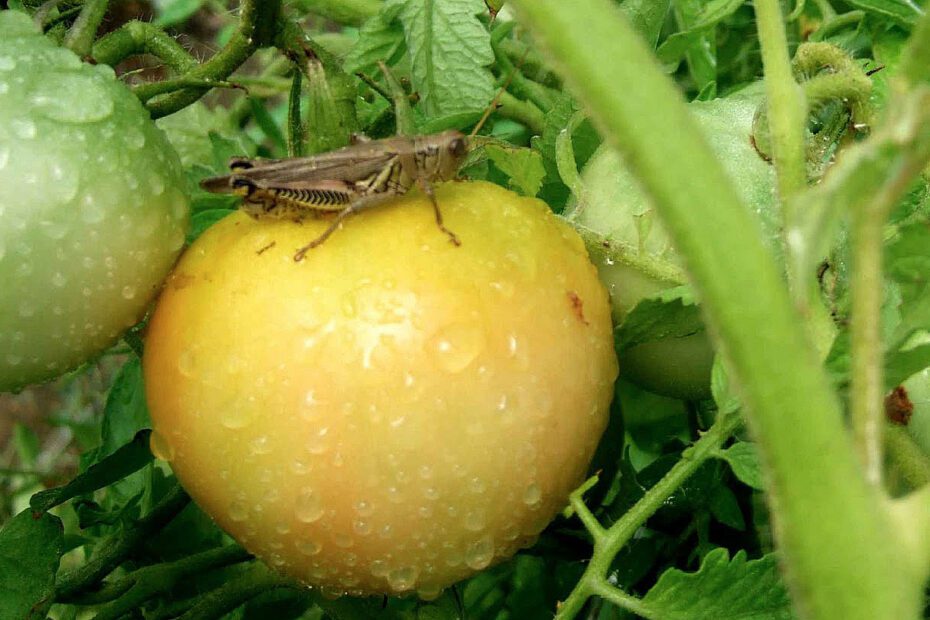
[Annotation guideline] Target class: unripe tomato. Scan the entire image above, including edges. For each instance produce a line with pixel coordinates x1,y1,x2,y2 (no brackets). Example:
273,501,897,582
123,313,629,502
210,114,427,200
0,11,189,391
143,181,617,597
565,90,779,400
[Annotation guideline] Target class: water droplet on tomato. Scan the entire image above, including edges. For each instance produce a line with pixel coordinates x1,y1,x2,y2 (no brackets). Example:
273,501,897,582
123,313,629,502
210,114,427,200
121,285,136,300
0,57,14,71
523,482,542,507
387,566,418,592
305,426,330,454
426,322,485,373
465,535,494,570
177,350,195,377
80,194,105,224
296,539,321,556
353,519,371,536
295,488,323,523
417,584,443,601
30,74,114,123
12,118,36,139
228,500,249,522
464,510,486,532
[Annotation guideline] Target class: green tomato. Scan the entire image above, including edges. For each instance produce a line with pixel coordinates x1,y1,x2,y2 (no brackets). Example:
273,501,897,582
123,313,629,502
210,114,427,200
0,11,189,392
565,88,779,400
904,368,930,455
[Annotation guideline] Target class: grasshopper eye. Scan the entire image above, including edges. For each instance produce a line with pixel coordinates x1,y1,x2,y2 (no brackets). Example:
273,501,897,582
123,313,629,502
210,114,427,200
449,138,466,157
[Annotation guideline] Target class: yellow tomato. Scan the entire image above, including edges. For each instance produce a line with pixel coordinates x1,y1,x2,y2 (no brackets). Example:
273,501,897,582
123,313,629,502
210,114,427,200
143,181,617,598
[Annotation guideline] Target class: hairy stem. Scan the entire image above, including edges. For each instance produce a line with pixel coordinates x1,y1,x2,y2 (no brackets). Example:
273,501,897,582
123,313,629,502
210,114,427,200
509,2,911,618
754,0,807,215
144,0,282,118
92,20,198,72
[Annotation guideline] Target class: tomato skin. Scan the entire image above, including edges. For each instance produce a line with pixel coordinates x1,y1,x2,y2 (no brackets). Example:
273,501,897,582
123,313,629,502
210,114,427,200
143,181,617,596
0,11,189,391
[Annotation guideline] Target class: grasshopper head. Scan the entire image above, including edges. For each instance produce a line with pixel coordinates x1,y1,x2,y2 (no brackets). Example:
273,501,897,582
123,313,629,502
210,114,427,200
417,130,468,181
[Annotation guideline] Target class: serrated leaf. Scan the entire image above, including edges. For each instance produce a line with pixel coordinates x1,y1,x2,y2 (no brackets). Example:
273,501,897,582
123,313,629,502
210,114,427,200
719,442,764,490
642,548,794,619
0,510,62,620
345,9,407,74
389,0,495,118
615,285,703,349
846,0,925,27
30,430,153,514
483,143,545,196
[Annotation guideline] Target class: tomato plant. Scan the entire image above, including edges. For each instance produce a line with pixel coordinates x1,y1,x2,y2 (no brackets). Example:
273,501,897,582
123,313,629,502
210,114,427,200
4,2,930,620
0,11,189,391
143,181,617,596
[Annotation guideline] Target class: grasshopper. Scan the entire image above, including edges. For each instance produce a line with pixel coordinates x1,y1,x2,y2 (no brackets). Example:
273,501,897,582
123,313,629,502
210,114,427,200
200,130,468,261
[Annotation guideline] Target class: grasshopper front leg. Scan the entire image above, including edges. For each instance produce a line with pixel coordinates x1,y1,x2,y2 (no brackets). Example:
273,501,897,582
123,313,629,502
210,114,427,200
417,177,461,247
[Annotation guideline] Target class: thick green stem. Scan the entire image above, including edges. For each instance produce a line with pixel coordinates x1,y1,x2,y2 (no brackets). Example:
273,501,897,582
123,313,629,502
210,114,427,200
556,413,741,618
509,2,911,619
496,91,545,135
63,0,108,58
886,427,930,489
754,0,807,214
849,189,894,485
291,0,380,26
55,485,190,601
287,68,304,157
92,20,198,72
178,562,296,620
898,11,930,86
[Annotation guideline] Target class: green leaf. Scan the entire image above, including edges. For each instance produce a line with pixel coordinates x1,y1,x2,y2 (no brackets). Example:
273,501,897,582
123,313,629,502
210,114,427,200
615,286,704,349
718,442,765,490
345,8,407,74
0,510,62,620
388,0,496,117
621,0,671,48
642,548,795,619
709,484,745,530
153,0,206,27
30,430,154,514
94,357,152,464
846,0,925,27
483,142,546,196
12,422,40,467
657,0,746,66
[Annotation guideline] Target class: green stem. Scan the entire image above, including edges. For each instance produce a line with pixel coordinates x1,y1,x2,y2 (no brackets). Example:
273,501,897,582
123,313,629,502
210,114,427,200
55,484,190,601
509,2,909,619
92,20,199,72
809,11,864,42
287,68,304,157
134,77,244,102
849,191,892,485
496,90,545,135
379,60,414,137
291,0,380,26
144,0,282,119
886,427,930,489
178,562,296,620
754,0,808,214
90,546,253,620
556,412,741,618
63,0,108,58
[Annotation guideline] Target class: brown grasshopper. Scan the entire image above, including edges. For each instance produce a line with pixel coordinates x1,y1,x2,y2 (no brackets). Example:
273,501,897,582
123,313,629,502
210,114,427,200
200,131,468,262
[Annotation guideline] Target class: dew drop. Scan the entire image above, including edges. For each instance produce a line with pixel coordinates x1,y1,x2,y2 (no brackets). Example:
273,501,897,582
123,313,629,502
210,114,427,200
354,500,374,516
121,285,136,300
0,57,14,71
370,559,389,577
387,566,419,592
221,402,254,430
80,194,105,224
464,510,486,532
465,535,494,570
295,488,324,523
0,146,8,170
418,584,443,601
353,519,372,536
228,500,249,522
12,118,36,139
523,482,542,507
177,350,195,377
149,430,175,461
426,322,485,373
249,435,271,455
305,426,330,454
296,539,322,556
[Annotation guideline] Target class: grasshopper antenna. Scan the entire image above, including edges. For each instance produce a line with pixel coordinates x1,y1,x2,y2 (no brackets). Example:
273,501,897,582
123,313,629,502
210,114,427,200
469,47,529,139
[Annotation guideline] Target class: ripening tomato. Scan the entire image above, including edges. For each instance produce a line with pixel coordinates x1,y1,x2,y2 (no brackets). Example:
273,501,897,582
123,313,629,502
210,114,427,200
143,181,618,597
